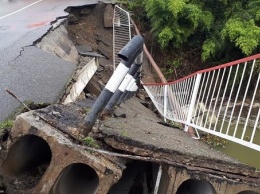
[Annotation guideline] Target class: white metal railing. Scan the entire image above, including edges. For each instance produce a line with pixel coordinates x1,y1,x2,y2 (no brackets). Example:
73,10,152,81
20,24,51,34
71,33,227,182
113,5,131,70
143,54,260,151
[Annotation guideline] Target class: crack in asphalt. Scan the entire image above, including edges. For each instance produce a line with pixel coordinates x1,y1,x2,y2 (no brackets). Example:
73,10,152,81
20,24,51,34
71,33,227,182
4,25,54,65
12,45,33,62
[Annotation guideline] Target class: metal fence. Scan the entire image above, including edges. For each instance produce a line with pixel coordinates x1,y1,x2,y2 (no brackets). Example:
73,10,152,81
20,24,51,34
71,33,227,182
143,54,260,151
113,5,131,70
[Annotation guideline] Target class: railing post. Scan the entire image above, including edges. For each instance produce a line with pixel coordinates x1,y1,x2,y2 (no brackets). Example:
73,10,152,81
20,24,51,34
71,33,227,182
163,85,168,122
153,165,162,194
184,74,202,132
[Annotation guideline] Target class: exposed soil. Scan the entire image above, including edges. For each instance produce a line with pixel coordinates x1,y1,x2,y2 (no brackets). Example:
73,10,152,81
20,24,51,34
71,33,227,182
66,3,156,86
66,3,115,91
66,3,113,71
66,4,112,51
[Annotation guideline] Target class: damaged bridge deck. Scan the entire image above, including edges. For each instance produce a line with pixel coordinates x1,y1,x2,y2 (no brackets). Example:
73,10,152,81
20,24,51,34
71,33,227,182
99,98,259,178
2,97,260,193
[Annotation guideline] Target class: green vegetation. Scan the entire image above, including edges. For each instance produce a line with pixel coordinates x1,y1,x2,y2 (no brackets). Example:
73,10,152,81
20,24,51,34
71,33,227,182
128,0,260,63
84,108,91,114
0,120,14,130
83,137,99,148
120,131,129,137
201,133,228,148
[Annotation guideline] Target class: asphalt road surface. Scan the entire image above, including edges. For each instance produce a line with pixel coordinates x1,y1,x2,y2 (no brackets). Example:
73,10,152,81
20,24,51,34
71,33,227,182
0,0,103,121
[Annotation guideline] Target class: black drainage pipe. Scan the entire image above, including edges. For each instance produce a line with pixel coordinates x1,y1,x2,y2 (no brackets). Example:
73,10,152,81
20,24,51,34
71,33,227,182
122,74,140,103
50,163,99,194
108,161,159,194
117,72,140,105
102,56,142,114
125,83,137,100
128,75,141,99
82,35,144,135
117,35,143,62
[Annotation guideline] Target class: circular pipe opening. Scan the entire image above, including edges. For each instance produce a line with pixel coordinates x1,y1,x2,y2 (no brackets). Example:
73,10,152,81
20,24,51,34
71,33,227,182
50,163,99,194
108,161,159,194
176,179,216,194
117,54,128,62
1,134,52,189
117,35,143,62
237,191,259,194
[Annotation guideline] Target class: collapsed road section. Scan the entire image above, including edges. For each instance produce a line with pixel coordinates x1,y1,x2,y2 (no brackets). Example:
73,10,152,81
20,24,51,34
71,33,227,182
0,0,112,121
1,97,260,193
1,2,260,194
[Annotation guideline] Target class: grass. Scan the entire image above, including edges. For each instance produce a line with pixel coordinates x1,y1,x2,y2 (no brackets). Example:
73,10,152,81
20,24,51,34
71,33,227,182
201,133,228,148
84,108,91,114
0,120,14,130
120,131,129,137
83,137,99,148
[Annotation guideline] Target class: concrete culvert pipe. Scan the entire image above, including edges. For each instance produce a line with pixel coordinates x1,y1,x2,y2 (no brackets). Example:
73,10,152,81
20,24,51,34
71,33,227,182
176,179,216,194
50,163,99,194
1,134,52,177
108,161,159,194
237,191,259,194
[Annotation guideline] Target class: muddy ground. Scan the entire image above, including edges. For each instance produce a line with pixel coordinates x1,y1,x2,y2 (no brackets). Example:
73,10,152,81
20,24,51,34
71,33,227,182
68,2,154,82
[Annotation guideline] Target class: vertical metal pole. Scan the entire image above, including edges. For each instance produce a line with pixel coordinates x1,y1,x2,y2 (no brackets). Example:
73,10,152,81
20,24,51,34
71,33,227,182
163,85,168,122
185,74,202,132
203,70,216,128
241,60,256,140
153,165,162,194
112,7,116,70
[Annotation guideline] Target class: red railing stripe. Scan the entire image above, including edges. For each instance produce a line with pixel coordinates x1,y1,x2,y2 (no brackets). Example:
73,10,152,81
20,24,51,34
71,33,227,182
143,53,260,86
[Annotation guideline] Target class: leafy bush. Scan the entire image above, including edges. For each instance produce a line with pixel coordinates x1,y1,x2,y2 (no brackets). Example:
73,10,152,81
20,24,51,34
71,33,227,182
128,0,260,62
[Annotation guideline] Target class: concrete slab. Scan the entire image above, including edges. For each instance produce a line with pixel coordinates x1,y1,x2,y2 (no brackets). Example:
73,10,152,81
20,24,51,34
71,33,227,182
36,25,80,64
100,97,260,179
21,96,259,180
0,46,77,120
